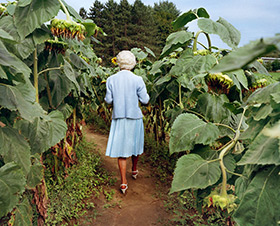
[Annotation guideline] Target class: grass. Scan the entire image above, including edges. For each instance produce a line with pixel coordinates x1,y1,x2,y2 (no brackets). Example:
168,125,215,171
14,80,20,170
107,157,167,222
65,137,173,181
43,138,114,226
270,72,280,81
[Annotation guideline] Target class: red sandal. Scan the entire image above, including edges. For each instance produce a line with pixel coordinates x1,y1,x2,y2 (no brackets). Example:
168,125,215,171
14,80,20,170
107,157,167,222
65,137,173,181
132,170,138,180
120,184,128,194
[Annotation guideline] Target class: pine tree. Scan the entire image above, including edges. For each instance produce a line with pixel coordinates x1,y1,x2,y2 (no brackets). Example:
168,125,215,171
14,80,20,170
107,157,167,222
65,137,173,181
154,1,181,49
79,7,88,20
129,0,158,53
88,0,104,26
84,0,181,64
115,0,132,50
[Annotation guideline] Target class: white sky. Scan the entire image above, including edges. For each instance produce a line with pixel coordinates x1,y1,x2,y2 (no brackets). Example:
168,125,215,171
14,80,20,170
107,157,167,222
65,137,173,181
64,0,279,49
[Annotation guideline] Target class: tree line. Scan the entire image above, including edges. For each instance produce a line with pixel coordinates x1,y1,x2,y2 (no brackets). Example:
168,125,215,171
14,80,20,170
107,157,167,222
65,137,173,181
79,0,180,65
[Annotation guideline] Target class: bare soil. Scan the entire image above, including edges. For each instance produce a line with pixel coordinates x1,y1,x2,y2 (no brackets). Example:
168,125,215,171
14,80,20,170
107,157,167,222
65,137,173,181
78,126,173,226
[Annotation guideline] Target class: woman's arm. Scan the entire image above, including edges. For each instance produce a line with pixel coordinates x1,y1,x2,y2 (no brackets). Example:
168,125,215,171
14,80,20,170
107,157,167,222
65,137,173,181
137,77,149,104
104,79,113,104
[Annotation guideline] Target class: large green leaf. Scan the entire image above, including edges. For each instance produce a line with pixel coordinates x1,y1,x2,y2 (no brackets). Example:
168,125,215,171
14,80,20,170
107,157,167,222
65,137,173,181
170,51,216,77
160,31,193,58
198,17,240,48
16,35,35,59
57,103,73,120
16,110,67,155
170,154,221,193
0,127,31,175
0,16,20,42
238,134,280,166
0,28,15,41
32,26,51,45
64,59,81,93
61,0,83,21
0,162,26,218
14,0,60,39
169,113,220,154
245,82,280,105
196,93,231,123
155,74,172,86
49,69,73,108
233,166,280,226
249,60,271,76
231,69,248,90
252,104,273,121
0,40,31,77
26,161,43,189
240,117,270,141
69,53,87,70
82,19,98,37
0,83,46,121
172,8,209,30
16,27,50,59
14,197,33,226
210,36,280,73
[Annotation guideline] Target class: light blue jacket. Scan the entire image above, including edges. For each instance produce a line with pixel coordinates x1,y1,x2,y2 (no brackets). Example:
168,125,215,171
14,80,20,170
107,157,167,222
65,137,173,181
104,70,150,119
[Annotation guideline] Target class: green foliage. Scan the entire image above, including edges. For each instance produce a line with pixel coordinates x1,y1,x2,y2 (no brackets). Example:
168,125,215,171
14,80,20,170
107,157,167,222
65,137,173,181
271,59,280,71
210,36,280,73
157,8,280,226
197,17,241,48
170,154,221,193
233,166,280,226
165,191,229,226
153,1,180,50
143,135,178,183
44,139,112,225
160,31,192,58
0,163,26,218
0,0,103,223
14,0,60,39
86,0,181,63
172,8,210,30
169,113,220,154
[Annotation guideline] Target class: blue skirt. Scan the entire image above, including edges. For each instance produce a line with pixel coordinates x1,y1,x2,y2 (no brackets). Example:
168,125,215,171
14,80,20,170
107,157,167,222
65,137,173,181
105,118,144,158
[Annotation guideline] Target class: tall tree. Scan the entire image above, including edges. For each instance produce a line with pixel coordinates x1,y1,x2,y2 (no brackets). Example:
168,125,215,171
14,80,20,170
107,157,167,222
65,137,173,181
129,0,157,52
84,0,181,64
154,1,181,49
88,0,104,26
79,7,88,20
115,0,132,50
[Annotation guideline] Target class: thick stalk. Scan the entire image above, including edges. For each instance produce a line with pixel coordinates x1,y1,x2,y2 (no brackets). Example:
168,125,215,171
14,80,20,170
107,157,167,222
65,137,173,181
71,107,76,147
193,30,212,52
57,0,71,21
38,67,62,76
44,72,54,109
178,82,183,109
33,48,39,103
214,123,236,133
155,109,159,145
159,97,164,142
219,107,247,197
219,140,235,197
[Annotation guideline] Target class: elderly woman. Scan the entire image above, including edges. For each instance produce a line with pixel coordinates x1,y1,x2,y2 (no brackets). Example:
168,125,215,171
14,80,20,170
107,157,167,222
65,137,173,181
104,50,150,194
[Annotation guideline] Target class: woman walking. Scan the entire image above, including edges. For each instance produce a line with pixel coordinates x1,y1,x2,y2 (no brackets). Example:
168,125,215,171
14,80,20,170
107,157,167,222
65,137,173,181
104,50,149,194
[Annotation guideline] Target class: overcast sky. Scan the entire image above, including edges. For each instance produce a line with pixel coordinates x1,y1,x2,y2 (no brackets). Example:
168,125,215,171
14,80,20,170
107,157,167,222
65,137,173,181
63,0,279,49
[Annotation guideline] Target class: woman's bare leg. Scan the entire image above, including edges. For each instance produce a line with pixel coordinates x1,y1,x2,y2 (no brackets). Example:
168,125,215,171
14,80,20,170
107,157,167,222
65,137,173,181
118,157,127,185
132,155,139,171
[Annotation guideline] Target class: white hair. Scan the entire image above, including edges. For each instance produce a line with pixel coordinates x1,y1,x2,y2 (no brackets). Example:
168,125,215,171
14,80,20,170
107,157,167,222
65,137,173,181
116,50,136,70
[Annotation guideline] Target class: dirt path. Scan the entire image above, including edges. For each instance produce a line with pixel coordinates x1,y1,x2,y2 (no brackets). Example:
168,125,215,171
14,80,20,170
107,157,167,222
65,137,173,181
80,126,171,226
